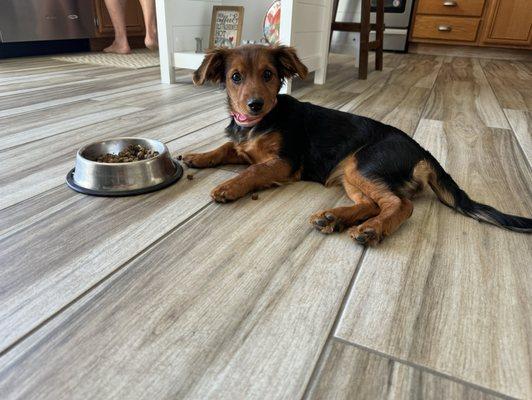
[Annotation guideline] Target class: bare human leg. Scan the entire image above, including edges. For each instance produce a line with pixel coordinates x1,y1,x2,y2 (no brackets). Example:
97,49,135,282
103,0,131,54
138,0,158,50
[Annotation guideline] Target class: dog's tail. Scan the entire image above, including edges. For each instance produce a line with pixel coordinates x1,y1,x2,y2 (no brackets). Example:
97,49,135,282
425,155,532,233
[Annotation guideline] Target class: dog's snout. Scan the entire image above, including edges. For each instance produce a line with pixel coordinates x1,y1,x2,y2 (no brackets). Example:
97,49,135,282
247,98,264,113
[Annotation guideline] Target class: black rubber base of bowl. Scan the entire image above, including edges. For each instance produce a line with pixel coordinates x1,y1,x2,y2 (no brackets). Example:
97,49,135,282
66,161,183,197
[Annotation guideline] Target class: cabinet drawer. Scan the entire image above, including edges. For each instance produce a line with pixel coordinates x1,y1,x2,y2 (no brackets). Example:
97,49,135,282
417,0,485,17
412,16,480,42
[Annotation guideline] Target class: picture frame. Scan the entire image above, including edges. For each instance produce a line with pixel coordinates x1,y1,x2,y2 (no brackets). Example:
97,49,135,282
209,6,245,49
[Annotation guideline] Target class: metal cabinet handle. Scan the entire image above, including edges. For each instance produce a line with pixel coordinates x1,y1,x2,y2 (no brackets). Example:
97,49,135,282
443,1,457,6
438,25,452,31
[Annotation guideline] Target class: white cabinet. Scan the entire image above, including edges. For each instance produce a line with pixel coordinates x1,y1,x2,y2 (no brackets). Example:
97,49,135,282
155,0,334,93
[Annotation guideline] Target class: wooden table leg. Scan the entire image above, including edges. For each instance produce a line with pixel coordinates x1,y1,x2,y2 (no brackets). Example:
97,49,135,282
375,0,384,71
358,0,370,79
329,0,341,45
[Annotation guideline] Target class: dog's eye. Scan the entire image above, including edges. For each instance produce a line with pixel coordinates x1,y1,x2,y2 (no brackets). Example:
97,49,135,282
263,70,273,82
231,72,242,84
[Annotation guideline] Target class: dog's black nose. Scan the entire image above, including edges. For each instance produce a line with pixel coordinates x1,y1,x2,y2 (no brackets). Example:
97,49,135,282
247,98,264,113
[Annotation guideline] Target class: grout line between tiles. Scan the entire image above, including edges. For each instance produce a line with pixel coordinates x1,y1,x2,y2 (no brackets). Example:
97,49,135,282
330,336,518,400
0,200,214,357
300,246,368,400
0,113,229,213
0,106,145,153
300,53,446,400
479,61,532,171
308,55,525,400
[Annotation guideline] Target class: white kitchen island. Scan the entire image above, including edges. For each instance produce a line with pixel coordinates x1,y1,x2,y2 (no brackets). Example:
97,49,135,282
155,0,334,93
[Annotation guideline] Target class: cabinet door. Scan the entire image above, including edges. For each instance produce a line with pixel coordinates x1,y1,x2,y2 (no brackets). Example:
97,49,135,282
482,0,531,46
94,0,145,37
417,0,486,17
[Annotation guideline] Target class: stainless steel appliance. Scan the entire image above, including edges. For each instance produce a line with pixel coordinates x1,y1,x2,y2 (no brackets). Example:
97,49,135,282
370,0,415,51
0,0,94,43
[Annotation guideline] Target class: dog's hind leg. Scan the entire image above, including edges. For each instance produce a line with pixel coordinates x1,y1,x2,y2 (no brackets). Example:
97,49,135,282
323,150,416,246
310,176,380,234
348,197,413,246
344,168,414,246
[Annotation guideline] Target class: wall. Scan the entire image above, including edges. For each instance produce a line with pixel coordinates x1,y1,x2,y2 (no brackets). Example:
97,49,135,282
229,0,277,42
169,0,275,52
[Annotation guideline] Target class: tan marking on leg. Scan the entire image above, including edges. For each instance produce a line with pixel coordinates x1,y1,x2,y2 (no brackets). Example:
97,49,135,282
183,142,248,168
340,157,414,245
211,158,298,203
349,198,413,246
311,160,380,234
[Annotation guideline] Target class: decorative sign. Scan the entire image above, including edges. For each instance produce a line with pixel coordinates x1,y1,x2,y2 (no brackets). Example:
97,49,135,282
209,6,244,49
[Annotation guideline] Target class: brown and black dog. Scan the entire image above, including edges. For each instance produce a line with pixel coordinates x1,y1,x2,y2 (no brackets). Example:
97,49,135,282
183,45,531,245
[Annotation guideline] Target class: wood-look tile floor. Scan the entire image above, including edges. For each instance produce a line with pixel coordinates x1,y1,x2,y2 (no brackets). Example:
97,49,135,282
0,52,530,400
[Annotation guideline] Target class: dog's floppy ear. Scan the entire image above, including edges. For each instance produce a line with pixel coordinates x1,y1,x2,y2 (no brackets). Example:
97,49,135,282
272,45,309,81
193,48,228,85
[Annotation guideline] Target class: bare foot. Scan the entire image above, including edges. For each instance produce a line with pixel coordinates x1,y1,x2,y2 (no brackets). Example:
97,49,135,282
145,32,158,51
103,41,131,54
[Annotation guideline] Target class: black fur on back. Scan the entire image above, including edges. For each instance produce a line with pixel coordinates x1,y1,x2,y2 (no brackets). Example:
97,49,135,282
226,94,427,185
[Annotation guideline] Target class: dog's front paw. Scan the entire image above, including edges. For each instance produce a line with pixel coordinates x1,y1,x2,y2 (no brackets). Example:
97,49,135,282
211,182,245,203
182,153,216,168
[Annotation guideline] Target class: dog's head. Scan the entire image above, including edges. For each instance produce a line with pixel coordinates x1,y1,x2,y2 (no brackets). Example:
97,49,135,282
193,45,308,127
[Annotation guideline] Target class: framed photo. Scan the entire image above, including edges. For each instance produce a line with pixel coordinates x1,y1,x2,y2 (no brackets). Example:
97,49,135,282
209,6,244,49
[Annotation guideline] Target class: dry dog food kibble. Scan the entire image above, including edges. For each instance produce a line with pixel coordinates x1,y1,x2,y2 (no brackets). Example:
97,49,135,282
251,193,259,200
95,144,159,163
186,174,194,180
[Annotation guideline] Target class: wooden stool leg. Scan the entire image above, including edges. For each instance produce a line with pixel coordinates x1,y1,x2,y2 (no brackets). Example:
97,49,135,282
358,0,370,79
329,0,341,45
375,0,384,71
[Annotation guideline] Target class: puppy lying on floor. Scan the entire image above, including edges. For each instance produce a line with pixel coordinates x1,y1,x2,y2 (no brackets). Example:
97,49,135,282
183,45,531,246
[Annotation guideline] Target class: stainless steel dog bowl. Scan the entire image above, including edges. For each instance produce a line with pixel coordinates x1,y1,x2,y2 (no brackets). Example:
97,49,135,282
66,137,183,196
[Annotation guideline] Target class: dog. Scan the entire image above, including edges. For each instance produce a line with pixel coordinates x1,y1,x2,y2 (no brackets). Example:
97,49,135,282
182,45,532,245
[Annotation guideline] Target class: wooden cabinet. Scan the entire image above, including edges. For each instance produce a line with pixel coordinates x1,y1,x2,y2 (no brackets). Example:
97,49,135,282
93,0,145,37
412,15,480,42
481,0,532,46
410,0,532,49
416,0,485,17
